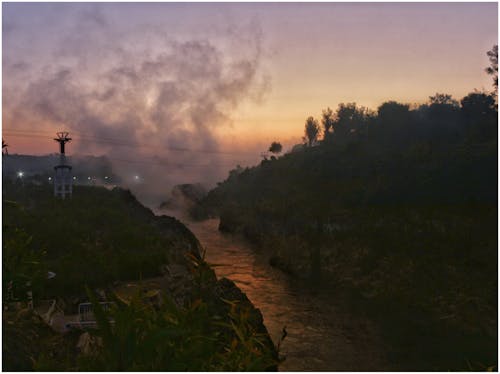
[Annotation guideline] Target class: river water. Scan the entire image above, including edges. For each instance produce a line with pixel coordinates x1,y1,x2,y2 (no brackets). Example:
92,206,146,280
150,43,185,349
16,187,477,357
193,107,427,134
162,213,390,371
186,219,389,371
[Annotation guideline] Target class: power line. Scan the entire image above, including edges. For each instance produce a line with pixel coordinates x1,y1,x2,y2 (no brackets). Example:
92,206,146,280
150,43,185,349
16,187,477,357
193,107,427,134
2,131,253,168
3,129,257,155
108,157,238,168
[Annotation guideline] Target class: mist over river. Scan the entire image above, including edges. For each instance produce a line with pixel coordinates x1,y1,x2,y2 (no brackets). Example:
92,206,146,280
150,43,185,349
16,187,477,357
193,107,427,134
156,210,391,371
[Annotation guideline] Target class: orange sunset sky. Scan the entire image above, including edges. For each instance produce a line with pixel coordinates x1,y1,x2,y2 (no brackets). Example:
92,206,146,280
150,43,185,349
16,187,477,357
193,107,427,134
3,2,498,171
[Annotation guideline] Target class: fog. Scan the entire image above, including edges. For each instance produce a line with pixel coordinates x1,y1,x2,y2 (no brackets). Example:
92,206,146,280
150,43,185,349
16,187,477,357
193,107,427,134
3,4,271,205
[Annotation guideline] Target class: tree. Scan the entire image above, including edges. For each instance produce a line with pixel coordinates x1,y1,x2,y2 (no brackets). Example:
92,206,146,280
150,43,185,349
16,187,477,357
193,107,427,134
321,107,335,140
461,92,496,117
460,91,497,141
426,94,461,142
304,117,320,146
486,45,498,90
376,101,413,144
429,93,458,106
377,101,410,120
332,103,369,137
268,141,282,155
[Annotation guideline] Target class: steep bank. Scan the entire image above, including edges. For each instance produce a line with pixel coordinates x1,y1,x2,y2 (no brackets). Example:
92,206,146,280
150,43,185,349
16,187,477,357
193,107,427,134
186,218,393,371
195,139,498,370
3,180,277,371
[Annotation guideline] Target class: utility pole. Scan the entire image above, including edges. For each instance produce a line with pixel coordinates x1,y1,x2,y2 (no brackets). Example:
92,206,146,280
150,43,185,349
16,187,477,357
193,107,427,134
53,132,73,199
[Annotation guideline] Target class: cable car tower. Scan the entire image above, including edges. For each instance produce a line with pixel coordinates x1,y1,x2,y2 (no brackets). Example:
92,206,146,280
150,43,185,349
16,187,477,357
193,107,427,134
53,132,73,199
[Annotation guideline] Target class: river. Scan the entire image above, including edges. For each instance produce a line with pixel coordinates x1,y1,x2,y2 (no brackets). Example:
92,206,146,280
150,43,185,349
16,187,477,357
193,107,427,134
162,212,391,371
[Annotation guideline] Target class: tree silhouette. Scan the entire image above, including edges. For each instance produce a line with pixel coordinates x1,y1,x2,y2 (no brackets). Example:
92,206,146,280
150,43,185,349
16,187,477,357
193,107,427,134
461,91,497,141
461,92,496,117
2,139,8,155
426,94,460,142
321,107,335,141
376,101,413,145
429,93,458,106
268,141,283,155
486,45,498,90
377,101,411,132
332,103,369,137
304,117,320,146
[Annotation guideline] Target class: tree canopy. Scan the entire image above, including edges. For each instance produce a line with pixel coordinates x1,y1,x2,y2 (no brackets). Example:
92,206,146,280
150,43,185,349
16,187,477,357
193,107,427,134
268,141,283,154
321,107,335,140
304,117,320,146
486,44,498,90
429,93,459,106
332,103,370,137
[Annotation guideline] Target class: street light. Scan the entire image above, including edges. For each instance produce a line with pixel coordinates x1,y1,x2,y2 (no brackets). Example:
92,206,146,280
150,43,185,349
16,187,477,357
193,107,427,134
17,171,25,187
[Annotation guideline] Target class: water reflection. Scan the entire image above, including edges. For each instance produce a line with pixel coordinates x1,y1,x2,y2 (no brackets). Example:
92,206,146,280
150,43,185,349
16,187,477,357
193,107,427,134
160,213,389,371
151,207,391,371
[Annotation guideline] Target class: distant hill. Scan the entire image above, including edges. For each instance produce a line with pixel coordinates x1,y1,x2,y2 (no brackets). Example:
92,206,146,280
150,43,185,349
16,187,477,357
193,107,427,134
2,154,120,184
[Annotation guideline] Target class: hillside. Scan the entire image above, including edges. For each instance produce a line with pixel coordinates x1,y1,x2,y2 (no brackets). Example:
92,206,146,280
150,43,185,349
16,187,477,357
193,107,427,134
194,99,498,370
2,181,278,371
3,154,120,184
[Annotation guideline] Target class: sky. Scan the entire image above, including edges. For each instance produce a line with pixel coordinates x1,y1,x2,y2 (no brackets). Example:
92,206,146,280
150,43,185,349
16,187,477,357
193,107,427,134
2,2,498,198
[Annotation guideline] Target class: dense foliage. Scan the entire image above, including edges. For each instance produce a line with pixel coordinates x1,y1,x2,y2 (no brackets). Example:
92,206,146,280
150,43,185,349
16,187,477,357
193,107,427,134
3,281,278,371
2,183,278,371
77,286,277,371
194,91,498,370
3,183,198,298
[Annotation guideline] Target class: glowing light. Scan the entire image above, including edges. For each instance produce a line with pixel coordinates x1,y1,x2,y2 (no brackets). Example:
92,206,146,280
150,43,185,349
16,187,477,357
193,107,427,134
17,171,24,177
48,177,52,181
73,176,77,180
88,176,91,180
105,176,109,179
134,175,140,180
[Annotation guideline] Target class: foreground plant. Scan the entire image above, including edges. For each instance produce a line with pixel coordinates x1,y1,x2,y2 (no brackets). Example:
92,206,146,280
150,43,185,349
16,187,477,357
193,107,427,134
78,287,278,371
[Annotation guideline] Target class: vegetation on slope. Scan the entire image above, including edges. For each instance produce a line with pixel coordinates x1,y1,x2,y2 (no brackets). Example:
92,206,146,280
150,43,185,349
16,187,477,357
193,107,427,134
3,182,199,298
3,182,278,371
194,91,498,370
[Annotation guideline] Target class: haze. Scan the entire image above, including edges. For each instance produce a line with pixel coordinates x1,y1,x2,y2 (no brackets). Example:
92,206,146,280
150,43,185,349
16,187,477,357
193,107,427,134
3,2,497,200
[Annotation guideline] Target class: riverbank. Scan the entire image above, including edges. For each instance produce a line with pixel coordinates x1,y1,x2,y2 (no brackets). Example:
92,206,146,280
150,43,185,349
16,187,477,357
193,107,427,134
168,217,392,371
193,136,497,370
3,182,278,371
187,213,496,371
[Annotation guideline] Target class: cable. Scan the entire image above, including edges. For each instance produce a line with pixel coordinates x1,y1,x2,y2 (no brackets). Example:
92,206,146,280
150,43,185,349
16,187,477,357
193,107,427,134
2,131,254,168
3,129,257,155
107,157,243,168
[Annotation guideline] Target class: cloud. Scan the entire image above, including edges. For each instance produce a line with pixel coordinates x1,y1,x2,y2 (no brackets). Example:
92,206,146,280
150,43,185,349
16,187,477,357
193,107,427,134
4,6,270,205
